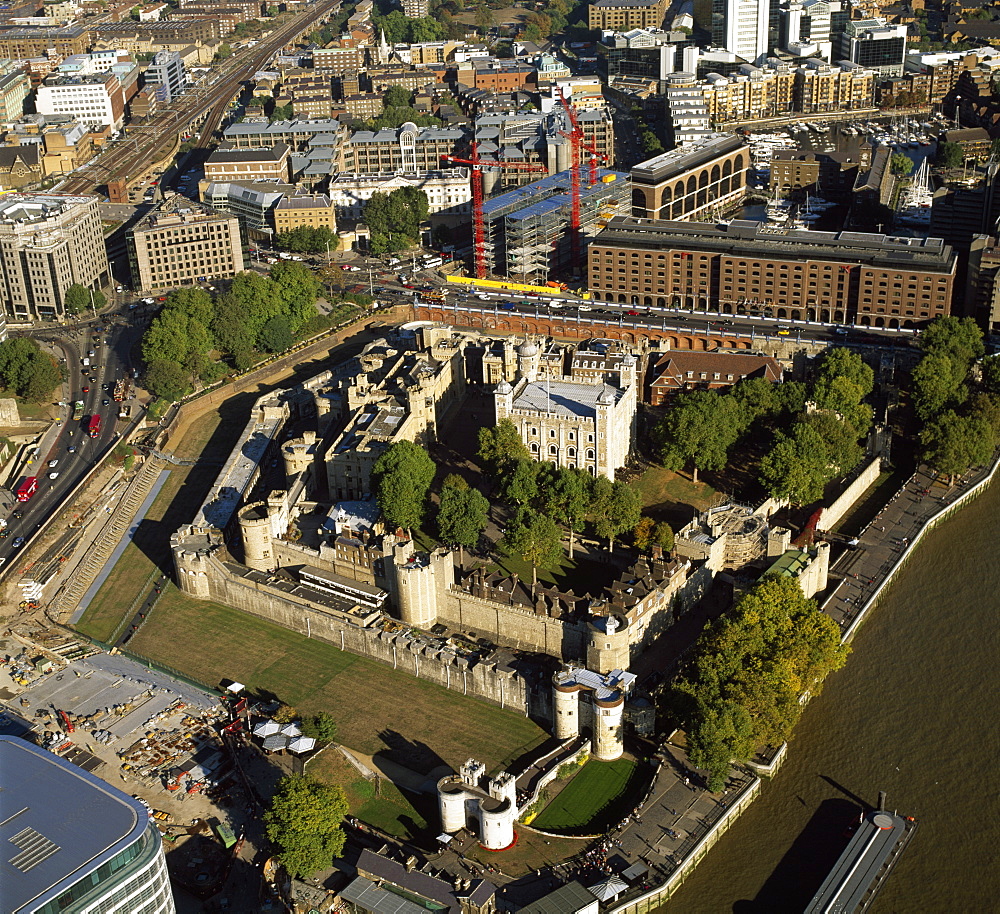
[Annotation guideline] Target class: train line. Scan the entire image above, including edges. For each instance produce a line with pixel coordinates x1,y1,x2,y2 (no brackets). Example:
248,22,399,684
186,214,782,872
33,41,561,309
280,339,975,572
59,0,341,195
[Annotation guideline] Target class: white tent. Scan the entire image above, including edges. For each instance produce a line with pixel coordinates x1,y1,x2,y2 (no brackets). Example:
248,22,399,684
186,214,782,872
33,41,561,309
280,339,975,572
281,722,302,737
588,877,628,902
287,736,317,754
252,720,281,737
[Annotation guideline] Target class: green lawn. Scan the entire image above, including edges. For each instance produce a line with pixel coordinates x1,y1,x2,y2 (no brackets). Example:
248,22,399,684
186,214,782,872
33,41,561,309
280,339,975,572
308,747,433,840
633,465,719,518
127,585,546,775
486,549,613,596
532,759,648,834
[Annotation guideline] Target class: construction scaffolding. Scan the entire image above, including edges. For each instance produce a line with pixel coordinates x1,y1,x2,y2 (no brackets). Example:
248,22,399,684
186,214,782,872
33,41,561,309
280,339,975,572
481,168,631,284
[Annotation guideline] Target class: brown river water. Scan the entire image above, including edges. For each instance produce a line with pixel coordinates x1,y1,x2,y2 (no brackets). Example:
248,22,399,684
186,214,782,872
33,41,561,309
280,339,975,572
663,476,1000,912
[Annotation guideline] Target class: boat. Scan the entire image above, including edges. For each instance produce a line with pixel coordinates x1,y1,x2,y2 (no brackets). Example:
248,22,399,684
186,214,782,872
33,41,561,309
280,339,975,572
804,794,917,914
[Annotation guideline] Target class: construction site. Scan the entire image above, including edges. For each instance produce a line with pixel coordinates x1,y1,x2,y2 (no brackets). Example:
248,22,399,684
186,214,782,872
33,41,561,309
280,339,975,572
482,169,631,284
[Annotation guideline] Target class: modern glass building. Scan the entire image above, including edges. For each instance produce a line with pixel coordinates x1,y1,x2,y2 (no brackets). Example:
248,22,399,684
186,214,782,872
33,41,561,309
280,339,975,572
0,736,176,914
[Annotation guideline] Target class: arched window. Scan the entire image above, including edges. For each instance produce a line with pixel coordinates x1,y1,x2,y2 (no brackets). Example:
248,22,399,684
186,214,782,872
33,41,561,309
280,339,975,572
549,429,556,437
549,444,558,456
567,446,576,457
530,442,538,453
586,448,595,460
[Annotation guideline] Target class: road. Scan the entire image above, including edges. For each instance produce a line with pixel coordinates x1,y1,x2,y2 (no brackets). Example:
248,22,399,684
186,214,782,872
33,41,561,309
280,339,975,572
1,312,146,574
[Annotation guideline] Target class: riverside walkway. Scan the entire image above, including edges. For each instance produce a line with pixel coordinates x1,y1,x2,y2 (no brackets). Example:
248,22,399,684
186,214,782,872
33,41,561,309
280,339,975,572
822,459,991,635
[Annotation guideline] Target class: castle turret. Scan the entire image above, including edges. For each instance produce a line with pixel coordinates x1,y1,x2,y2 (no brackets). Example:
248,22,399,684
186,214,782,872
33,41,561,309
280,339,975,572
384,537,453,628
238,502,274,572
553,678,581,740
517,340,539,382
586,612,630,674
592,690,626,761
171,528,215,599
494,378,514,423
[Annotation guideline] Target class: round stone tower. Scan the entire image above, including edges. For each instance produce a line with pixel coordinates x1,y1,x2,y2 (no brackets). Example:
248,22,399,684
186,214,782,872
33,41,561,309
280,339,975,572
586,613,631,675
517,340,539,382
172,542,212,599
238,502,273,572
592,690,626,761
553,678,582,741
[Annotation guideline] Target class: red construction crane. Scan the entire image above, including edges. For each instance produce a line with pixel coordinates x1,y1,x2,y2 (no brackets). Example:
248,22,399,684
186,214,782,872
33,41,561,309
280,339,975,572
557,91,583,274
442,145,545,280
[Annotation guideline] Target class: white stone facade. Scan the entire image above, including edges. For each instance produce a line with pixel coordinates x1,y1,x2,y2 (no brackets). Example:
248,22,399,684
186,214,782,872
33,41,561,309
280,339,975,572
327,169,471,220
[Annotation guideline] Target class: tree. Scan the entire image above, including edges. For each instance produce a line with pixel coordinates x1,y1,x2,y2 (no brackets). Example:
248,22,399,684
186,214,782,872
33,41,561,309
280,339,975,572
937,140,964,169
264,774,348,879
477,418,529,476
258,316,294,353
275,226,336,254
919,315,984,385
383,85,412,109
814,347,874,398
633,515,655,551
64,283,104,316
475,2,495,32
437,482,489,565
759,422,831,506
652,521,674,553
269,261,320,331
657,390,742,482
214,43,233,61
981,354,1000,395
301,711,338,745
501,507,562,586
540,465,590,558
501,458,539,506
371,440,436,532
673,576,847,790
0,338,62,402
911,351,962,420
143,359,190,401
803,410,863,476
920,409,995,482
592,479,641,551
890,152,914,176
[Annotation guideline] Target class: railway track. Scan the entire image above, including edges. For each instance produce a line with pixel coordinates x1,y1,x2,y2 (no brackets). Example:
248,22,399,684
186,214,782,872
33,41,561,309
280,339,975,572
59,0,341,195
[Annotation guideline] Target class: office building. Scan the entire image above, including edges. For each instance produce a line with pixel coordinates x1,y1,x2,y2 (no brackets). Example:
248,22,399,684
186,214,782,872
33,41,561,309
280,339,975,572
342,122,467,174
128,196,245,290
0,192,109,322
201,180,296,234
202,143,291,187
0,67,29,120
841,19,906,78
629,133,749,220
401,0,429,15
35,71,125,130
0,735,176,914
328,170,470,220
144,49,185,103
588,217,956,327
273,193,337,234
481,169,630,283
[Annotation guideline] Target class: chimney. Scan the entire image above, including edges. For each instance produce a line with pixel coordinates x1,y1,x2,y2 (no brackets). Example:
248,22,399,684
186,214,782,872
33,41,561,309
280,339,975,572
405,855,419,873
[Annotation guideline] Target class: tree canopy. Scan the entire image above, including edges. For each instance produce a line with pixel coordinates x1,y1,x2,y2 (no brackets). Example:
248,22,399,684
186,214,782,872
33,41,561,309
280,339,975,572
672,576,847,790
371,440,436,531
275,226,336,253
0,338,62,402
364,187,429,254
501,506,562,585
657,389,743,482
477,418,529,477
64,283,106,316
264,774,348,878
437,479,489,563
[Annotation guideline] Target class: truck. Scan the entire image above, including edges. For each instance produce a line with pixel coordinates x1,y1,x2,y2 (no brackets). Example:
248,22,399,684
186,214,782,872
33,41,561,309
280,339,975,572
88,415,101,439
16,477,38,501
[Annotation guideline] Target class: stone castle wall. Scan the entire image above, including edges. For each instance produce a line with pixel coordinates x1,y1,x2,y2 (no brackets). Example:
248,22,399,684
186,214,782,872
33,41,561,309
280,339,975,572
184,550,533,714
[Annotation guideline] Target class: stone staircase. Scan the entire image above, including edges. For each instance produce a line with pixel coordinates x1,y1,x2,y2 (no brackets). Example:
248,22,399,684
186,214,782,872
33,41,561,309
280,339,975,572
52,458,166,620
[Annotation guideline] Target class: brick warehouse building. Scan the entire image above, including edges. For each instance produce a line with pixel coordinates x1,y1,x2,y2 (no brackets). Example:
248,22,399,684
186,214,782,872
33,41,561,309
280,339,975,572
587,217,957,328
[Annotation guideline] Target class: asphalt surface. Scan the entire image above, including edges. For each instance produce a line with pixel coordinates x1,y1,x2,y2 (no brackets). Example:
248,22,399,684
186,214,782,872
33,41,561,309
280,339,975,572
2,309,146,573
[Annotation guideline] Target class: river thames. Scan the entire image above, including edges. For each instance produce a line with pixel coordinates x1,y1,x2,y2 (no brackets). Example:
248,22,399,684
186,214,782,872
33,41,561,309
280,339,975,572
665,474,1000,912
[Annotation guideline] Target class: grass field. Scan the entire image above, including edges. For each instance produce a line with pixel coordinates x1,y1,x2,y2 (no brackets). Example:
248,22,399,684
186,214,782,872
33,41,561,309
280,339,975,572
633,466,719,524
308,748,434,840
531,759,647,834
126,585,546,774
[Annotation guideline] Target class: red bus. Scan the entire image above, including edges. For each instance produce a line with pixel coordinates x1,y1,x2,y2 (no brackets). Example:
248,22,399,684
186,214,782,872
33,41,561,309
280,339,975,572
16,477,38,501
88,415,101,438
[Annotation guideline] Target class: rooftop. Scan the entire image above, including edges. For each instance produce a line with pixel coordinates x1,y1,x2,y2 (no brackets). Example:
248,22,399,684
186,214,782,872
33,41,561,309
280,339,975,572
510,378,626,419
0,736,148,914
0,192,93,224
630,133,744,183
596,217,955,270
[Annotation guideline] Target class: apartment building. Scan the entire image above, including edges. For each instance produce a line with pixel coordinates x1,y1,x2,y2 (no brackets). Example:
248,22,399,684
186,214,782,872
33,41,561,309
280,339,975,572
0,68,29,120
128,196,245,290
588,0,668,31
312,45,366,76
0,192,109,322
222,118,347,152
0,25,87,57
588,217,956,327
793,58,874,113
342,122,467,173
